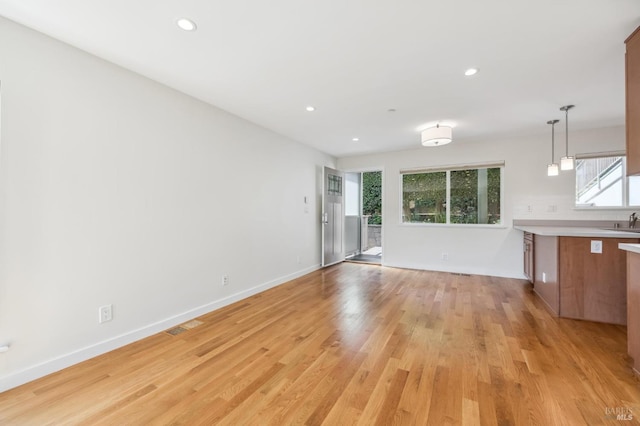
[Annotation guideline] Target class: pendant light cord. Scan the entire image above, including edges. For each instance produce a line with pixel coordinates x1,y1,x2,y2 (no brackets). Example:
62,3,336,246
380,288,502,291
552,123,555,162
565,108,568,155
547,119,559,162
560,105,574,157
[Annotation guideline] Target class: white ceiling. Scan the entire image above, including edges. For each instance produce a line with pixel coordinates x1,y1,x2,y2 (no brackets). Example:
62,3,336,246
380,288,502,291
0,0,639,157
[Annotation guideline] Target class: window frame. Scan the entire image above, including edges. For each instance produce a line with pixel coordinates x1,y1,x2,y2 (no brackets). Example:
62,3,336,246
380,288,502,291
574,151,640,210
399,162,505,227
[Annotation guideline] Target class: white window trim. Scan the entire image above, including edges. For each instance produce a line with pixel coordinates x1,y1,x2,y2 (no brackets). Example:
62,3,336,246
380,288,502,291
574,152,639,209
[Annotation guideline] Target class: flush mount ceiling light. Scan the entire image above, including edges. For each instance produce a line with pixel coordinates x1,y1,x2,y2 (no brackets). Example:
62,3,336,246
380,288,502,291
305,106,315,112
547,119,560,176
352,137,359,142
559,104,575,171
464,68,478,76
421,124,452,147
177,18,197,31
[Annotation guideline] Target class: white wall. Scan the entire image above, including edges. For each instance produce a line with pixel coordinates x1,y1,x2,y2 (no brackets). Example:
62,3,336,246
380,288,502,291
0,17,334,391
338,125,634,278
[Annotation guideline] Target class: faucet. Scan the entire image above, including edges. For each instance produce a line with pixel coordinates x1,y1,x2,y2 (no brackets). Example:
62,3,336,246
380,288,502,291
630,212,638,229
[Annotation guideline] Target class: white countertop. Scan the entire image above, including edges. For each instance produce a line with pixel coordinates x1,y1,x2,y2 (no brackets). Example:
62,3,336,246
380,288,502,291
514,225,640,238
619,243,640,254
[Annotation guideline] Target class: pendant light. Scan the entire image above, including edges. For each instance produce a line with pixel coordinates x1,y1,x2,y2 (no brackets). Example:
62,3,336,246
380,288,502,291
559,104,575,170
547,119,560,176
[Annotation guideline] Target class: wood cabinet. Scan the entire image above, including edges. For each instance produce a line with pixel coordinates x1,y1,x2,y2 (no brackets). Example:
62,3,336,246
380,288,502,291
627,252,640,374
523,232,534,283
529,234,638,324
559,237,635,325
533,235,559,315
626,26,640,176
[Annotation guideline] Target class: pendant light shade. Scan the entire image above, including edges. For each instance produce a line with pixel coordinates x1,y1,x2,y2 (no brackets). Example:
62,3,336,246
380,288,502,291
560,156,574,171
559,105,575,171
421,124,452,147
547,119,560,176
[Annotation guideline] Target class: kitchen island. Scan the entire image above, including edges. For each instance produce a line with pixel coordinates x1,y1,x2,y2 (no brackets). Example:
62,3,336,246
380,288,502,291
515,223,640,325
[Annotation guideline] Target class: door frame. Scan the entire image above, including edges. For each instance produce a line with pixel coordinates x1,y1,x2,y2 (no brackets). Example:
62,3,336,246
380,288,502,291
342,166,384,265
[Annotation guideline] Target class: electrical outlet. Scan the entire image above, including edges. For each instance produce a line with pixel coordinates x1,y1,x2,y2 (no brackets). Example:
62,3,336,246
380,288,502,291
99,305,113,324
296,256,301,264
591,240,603,254
441,253,449,261
222,275,229,286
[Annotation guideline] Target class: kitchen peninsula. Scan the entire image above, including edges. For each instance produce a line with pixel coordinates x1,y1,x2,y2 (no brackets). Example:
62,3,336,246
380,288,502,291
514,220,640,325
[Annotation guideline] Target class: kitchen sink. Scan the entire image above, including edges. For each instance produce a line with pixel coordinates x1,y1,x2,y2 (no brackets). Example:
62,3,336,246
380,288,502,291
603,227,640,233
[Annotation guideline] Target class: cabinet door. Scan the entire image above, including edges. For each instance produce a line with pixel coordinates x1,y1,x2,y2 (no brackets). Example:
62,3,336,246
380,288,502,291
628,254,640,373
626,27,640,176
559,237,635,324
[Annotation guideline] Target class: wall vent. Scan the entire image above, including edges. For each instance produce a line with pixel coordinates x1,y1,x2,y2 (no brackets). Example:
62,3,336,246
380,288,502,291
165,319,204,336
166,326,187,336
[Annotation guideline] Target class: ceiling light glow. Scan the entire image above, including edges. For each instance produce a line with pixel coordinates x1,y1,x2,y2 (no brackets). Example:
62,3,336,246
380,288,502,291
306,106,315,112
352,137,359,142
177,18,197,31
464,68,478,76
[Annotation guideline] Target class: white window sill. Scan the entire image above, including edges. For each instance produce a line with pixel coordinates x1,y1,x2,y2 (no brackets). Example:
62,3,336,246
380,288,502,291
399,222,508,229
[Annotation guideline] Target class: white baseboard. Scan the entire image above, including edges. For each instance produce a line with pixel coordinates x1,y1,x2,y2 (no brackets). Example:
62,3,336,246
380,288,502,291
382,260,521,279
0,264,320,393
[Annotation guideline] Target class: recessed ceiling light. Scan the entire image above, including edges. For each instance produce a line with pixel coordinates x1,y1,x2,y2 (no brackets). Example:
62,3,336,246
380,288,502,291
177,18,197,31
352,137,359,142
464,68,478,76
306,106,315,112
388,108,396,112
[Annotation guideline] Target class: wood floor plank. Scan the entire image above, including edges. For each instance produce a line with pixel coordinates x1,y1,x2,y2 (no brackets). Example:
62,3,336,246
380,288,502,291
1,263,640,425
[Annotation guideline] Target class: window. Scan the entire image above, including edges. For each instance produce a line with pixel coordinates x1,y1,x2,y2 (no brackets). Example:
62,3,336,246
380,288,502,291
327,174,342,195
575,154,640,207
402,164,503,225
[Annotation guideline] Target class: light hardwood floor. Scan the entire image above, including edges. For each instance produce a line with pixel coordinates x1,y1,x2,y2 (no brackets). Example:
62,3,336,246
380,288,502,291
1,263,639,425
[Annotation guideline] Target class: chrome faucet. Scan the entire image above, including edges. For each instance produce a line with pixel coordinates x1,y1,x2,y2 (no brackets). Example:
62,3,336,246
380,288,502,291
630,212,638,229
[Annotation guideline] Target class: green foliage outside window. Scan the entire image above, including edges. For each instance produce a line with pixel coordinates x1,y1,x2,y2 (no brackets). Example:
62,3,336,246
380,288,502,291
362,171,382,224
402,172,447,223
402,167,501,225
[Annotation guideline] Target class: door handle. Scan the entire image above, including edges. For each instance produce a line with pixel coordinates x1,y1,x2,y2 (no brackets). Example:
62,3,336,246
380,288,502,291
322,212,328,224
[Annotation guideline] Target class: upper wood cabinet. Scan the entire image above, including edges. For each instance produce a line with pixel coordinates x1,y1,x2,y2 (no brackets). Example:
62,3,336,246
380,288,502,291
626,26,640,176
